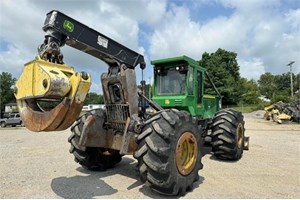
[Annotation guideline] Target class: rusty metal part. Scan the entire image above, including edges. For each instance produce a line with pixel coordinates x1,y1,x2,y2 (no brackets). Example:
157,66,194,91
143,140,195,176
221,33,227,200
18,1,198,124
78,110,111,148
54,74,91,131
101,68,139,118
237,123,244,149
237,122,249,151
243,136,250,150
176,132,198,176
120,118,138,154
17,98,69,131
79,115,97,146
105,104,130,131
78,111,138,154
38,32,66,64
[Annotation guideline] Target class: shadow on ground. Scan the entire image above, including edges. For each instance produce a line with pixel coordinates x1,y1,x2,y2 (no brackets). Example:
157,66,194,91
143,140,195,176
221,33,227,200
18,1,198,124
51,157,139,198
51,156,206,198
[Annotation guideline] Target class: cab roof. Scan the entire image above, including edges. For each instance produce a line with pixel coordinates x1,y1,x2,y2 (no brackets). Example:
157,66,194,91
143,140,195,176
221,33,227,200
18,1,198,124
151,55,199,66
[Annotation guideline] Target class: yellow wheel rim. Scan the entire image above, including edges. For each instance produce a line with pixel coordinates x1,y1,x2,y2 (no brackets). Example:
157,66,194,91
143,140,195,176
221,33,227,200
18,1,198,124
176,132,198,176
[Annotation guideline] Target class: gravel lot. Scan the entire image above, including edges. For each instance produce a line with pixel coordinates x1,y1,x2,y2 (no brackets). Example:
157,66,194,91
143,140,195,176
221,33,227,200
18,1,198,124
1,111,300,198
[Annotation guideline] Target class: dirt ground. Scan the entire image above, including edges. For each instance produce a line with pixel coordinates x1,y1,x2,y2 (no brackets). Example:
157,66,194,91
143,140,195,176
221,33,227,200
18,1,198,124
0,111,299,199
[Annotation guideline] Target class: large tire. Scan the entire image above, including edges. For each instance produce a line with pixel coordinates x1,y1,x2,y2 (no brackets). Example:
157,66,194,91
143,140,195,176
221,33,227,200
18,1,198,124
211,109,245,160
134,109,203,196
1,122,6,128
68,109,122,171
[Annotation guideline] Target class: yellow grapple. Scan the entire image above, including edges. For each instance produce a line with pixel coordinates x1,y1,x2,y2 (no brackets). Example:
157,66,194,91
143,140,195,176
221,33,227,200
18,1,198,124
14,56,91,132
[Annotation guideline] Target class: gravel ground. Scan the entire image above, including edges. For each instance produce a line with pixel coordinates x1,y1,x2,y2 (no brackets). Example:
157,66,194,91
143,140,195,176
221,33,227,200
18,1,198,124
0,112,299,199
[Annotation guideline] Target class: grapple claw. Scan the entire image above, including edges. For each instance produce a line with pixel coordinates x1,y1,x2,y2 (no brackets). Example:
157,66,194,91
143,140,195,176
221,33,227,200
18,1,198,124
15,57,91,132
17,98,70,131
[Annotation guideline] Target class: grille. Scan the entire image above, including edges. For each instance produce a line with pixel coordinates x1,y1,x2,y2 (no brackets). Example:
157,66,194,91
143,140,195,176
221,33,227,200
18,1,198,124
174,99,183,106
106,104,130,131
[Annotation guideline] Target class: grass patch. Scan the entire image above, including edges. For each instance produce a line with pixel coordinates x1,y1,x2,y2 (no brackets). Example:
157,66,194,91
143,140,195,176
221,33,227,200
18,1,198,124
224,105,258,113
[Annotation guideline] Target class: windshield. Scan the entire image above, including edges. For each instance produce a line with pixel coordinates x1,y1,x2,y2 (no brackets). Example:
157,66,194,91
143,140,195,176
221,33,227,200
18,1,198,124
156,68,186,95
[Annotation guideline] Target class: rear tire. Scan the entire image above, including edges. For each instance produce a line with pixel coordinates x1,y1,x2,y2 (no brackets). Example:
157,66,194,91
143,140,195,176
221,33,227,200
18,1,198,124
134,109,202,196
1,122,6,128
211,109,245,160
68,109,122,171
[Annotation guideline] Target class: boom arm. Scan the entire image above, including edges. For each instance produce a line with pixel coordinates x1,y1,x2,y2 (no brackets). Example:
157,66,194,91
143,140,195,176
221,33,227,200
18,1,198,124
39,10,145,69
15,10,146,132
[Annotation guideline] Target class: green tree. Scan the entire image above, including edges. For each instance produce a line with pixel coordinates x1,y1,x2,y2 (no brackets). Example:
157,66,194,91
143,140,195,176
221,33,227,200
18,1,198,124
294,73,300,100
84,92,104,105
240,78,260,105
0,72,16,112
199,48,242,105
258,72,299,103
258,72,276,100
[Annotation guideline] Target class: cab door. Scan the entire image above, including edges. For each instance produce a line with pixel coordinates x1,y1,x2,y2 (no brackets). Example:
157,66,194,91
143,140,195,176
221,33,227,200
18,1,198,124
197,70,203,105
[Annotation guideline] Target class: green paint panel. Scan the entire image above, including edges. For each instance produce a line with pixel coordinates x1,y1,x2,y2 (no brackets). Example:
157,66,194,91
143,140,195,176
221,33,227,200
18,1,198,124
151,55,220,119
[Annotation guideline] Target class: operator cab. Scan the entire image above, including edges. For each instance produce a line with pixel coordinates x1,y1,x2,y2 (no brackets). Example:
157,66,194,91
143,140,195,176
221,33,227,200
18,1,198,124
154,62,187,95
151,55,221,119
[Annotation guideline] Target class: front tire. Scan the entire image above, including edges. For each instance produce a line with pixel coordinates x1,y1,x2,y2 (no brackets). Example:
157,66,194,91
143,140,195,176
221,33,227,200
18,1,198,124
134,109,202,196
68,109,122,171
211,109,245,160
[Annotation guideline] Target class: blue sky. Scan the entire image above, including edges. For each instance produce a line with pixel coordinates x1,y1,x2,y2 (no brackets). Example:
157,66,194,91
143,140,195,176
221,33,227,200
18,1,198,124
0,0,299,93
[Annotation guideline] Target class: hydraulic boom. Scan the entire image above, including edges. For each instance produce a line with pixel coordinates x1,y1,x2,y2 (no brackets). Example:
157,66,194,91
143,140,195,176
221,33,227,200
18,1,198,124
15,10,145,132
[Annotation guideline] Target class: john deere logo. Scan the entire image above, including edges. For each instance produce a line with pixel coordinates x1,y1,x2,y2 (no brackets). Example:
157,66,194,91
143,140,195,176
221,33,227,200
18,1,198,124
165,99,170,105
63,20,74,32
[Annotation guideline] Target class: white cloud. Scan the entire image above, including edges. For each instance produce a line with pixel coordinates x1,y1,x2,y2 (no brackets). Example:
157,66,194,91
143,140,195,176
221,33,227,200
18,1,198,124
0,44,30,77
0,0,299,95
220,0,282,13
148,1,300,78
148,4,249,60
285,8,300,29
100,0,167,26
0,0,147,92
238,58,266,80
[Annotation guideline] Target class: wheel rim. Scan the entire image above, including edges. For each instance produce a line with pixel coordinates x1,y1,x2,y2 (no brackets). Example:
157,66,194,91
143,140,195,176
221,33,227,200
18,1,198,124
176,132,198,176
237,123,244,148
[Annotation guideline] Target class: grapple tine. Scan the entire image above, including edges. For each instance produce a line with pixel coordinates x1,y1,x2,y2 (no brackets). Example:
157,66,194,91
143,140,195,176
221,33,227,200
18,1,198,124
17,98,70,132
55,100,85,131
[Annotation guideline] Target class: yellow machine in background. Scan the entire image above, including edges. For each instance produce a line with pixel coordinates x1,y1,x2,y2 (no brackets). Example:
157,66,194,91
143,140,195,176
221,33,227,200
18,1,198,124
264,101,299,124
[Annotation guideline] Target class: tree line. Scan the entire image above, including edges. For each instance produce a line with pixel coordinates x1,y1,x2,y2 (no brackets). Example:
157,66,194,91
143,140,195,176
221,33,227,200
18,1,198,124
1,48,299,112
198,48,299,106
